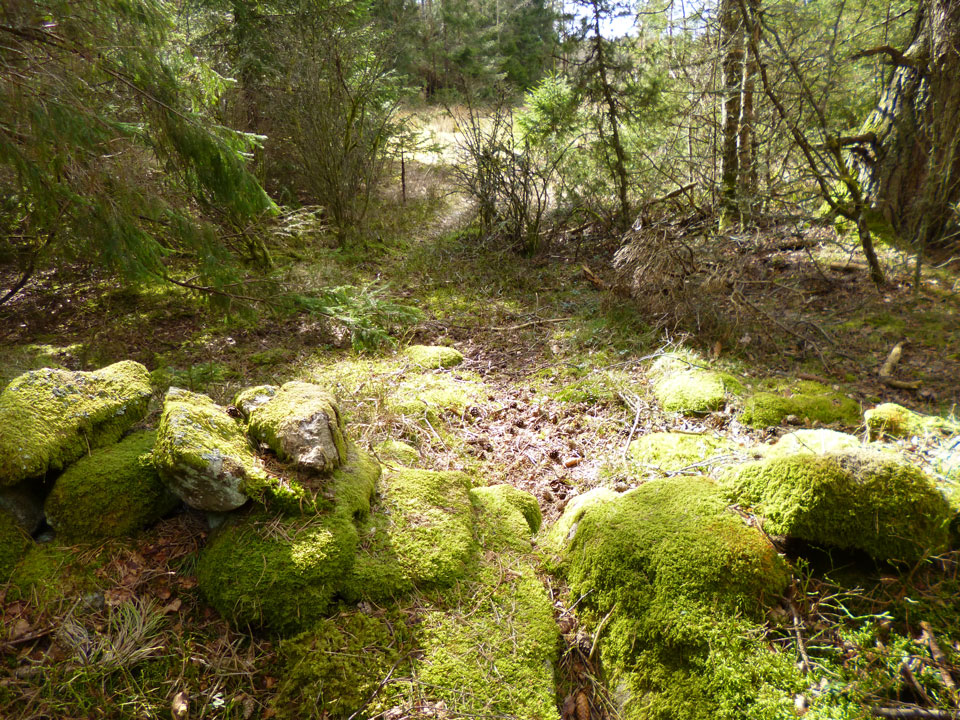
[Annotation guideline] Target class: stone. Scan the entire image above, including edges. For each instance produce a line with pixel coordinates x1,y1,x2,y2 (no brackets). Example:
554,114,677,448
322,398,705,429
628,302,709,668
0,482,45,534
403,344,465,368
0,361,152,486
246,381,346,473
153,388,265,511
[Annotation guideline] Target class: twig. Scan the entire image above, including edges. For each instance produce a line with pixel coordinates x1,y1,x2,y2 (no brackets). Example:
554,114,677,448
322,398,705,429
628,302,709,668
588,605,617,662
788,598,812,674
920,622,958,702
872,708,960,719
619,393,643,459
879,342,922,390
901,660,934,706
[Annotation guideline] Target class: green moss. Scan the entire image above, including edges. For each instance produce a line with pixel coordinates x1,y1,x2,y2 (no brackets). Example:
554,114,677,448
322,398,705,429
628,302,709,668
386,373,484,423
0,343,81,392
741,380,861,428
327,443,381,521
233,384,277,418
403,344,465,368
865,403,960,440
761,429,862,458
418,560,561,720
629,432,737,473
471,485,541,551
246,381,346,473
274,611,411,719
0,509,32,583
7,544,98,606
553,476,792,720
153,388,284,512
196,512,358,635
0,361,152,486
724,449,952,562
44,431,178,541
647,353,743,415
373,439,420,466
541,487,618,560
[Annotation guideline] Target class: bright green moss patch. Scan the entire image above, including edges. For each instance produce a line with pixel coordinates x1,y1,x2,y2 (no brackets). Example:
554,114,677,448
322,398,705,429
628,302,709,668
552,476,791,720
246,381,346,473
740,380,860,428
725,449,951,562
374,438,420,466
233,384,277,418
0,361,152,486
471,485,541,551
153,388,273,512
541,486,618,560
761,428,862,458
865,402,960,440
386,373,484,423
327,443,380,520
274,611,411,719
374,469,477,588
647,353,743,415
0,509,32,583
403,344,464,368
7,544,98,606
418,560,561,720
629,432,737,473
45,430,178,541
196,512,358,635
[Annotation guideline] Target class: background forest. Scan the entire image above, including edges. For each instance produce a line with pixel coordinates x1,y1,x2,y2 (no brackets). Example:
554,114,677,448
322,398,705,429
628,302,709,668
1,0,960,719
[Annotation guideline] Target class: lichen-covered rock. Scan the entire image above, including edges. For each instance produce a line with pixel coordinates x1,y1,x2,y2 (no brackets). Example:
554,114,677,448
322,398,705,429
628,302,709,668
197,512,358,634
44,431,178,541
373,439,420,466
471,485,541,551
0,482,45,534
275,611,411,719
0,361,152,486
762,428,862,458
0,508,32,582
246,381,346,473
724,449,951,562
551,476,792,720
233,384,277,418
417,561,561,720
865,402,960,440
404,344,464,368
629,432,736,473
153,388,267,512
647,354,743,416
740,380,860,428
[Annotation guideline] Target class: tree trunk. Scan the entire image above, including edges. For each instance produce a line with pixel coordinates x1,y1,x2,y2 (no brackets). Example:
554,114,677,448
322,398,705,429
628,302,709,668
859,0,960,252
736,0,759,220
719,0,743,222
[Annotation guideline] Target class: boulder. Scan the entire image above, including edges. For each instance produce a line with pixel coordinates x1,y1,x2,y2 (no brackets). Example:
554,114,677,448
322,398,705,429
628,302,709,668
471,484,541,551
403,344,464,368
0,361,152,486
246,381,346,473
196,511,358,635
724,448,952,562
740,379,860,428
548,476,792,720
153,388,266,511
865,402,960,440
44,430,179,541
233,384,277,418
373,438,420,466
647,354,742,415
761,428,862,458
629,431,736,473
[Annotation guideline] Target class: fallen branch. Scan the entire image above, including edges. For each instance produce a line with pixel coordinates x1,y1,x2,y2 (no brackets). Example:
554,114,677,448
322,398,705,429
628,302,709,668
921,621,958,703
879,342,922,390
581,264,607,291
788,597,812,674
872,708,960,719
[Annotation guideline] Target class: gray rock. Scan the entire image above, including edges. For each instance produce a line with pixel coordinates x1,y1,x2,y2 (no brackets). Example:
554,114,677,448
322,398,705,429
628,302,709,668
0,482,45,534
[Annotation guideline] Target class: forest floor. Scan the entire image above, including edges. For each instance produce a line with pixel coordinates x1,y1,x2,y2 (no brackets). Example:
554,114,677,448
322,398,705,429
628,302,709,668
1,142,960,719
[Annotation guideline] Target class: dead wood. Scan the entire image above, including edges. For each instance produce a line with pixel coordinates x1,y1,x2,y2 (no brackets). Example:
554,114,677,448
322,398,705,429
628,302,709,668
879,342,923,390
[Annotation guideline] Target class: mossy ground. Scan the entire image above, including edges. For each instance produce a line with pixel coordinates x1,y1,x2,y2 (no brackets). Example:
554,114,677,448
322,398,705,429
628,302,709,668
740,379,861,428
629,431,738,474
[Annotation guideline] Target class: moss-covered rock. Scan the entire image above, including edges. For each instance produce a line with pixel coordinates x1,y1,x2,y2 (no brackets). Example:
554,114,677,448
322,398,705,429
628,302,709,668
761,428,862,458
647,353,743,416
541,487,619,560
417,560,561,720
6,544,98,606
326,442,380,520
196,512,358,634
740,380,860,428
274,611,410,719
0,482,45,534
246,381,346,473
373,439,420,466
0,361,152,486
0,508,32,583
865,402,960,440
44,431,178,541
629,432,737,473
404,344,464,368
724,449,951,562
552,476,792,720
386,374,483,423
233,384,277,418
153,388,267,512
471,485,541,551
